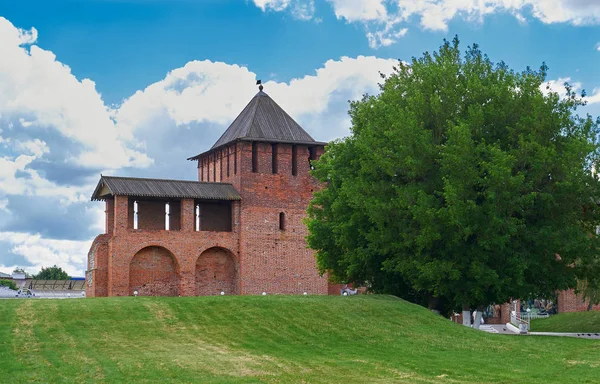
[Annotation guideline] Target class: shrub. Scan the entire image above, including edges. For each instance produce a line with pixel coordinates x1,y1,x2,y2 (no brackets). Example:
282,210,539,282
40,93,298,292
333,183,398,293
0,279,17,291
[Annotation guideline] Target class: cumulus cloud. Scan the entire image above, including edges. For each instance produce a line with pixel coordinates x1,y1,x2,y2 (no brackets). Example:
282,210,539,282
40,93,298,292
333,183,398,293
117,55,397,145
540,77,583,99
252,0,600,48
0,232,91,277
0,17,151,170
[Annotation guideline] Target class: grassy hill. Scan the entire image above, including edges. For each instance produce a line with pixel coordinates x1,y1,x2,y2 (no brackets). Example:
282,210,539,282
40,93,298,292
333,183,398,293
1,295,599,383
531,311,600,333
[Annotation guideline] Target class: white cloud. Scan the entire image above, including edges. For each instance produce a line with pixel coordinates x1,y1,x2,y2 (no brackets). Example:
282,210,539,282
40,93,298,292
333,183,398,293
585,89,600,105
328,0,388,22
540,77,600,106
16,139,49,157
252,0,600,48
252,0,316,20
0,152,89,204
367,25,408,49
541,77,583,99
0,17,151,170
0,199,8,212
596,42,600,51
0,232,89,277
117,55,397,142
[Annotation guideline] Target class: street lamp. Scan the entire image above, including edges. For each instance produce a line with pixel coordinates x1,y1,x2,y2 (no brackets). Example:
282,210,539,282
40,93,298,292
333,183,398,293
133,290,138,297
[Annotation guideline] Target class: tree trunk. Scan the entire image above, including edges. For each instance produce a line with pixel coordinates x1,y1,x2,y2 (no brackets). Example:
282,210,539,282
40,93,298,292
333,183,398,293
587,300,593,311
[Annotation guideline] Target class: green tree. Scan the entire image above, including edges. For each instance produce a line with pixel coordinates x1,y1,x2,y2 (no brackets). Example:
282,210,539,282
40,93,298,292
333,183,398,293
33,265,71,280
306,37,600,322
0,279,17,290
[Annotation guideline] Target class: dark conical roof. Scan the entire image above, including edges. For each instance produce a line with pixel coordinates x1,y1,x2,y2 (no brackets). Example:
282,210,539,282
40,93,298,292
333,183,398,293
188,90,324,160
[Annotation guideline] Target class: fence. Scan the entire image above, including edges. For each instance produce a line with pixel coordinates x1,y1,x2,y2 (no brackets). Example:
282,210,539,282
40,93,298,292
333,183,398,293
510,311,530,332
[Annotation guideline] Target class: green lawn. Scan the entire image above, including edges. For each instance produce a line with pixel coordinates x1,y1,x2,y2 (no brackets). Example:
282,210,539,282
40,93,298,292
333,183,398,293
531,311,600,333
1,295,599,383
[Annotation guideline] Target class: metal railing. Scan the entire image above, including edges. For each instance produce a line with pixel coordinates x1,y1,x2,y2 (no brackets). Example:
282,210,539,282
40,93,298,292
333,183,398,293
520,312,549,320
510,311,530,332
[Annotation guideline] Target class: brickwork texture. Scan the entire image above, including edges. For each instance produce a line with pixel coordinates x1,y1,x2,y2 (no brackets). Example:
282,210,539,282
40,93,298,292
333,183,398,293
87,138,330,297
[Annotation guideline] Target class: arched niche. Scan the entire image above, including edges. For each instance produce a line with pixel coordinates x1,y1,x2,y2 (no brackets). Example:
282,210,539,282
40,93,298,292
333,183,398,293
129,246,179,296
196,247,238,296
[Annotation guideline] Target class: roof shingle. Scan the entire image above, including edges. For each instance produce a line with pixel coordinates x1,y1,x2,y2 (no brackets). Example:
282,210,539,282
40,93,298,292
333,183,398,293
188,90,325,160
91,176,241,201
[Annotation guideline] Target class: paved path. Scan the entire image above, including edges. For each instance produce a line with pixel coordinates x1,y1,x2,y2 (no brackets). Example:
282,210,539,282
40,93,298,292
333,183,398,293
478,324,600,339
479,324,517,335
528,332,600,339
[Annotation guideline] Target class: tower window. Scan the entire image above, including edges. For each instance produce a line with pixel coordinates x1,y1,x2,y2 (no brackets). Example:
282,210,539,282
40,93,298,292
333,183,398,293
252,142,258,173
219,150,223,181
308,147,316,170
213,152,216,181
272,143,278,174
227,147,230,177
291,145,297,176
165,202,170,230
279,212,285,231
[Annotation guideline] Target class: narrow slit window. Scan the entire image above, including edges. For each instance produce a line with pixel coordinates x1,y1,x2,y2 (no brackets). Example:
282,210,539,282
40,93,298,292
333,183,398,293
234,144,237,175
227,148,230,177
308,147,316,170
213,152,216,181
133,200,139,230
195,204,200,232
252,142,258,173
198,159,204,181
271,144,278,174
279,212,285,231
219,151,222,181
291,145,297,176
165,203,170,230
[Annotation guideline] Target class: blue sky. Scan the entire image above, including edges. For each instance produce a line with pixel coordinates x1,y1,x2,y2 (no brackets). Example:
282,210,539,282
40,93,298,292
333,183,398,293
1,0,600,276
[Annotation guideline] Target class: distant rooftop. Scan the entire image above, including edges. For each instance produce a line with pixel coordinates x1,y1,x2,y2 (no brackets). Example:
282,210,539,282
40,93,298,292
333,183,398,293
188,88,325,160
91,176,241,201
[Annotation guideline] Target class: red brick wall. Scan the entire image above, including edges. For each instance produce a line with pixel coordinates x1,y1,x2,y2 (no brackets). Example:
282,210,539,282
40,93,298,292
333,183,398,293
138,200,166,230
86,234,110,297
169,201,181,231
557,289,600,312
199,202,232,232
198,144,241,186
236,142,328,295
196,247,238,295
129,246,179,296
98,196,241,297
90,137,329,297
105,199,114,234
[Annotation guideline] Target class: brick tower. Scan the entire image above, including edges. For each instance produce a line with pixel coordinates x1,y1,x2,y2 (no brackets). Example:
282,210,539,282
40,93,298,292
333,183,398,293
188,84,328,295
87,84,329,296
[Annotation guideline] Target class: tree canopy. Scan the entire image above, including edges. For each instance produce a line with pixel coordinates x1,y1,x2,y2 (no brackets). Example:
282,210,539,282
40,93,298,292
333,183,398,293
306,37,600,314
33,265,71,280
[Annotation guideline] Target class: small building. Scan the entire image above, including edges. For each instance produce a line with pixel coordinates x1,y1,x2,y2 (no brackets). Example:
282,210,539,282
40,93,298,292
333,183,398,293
86,86,332,297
